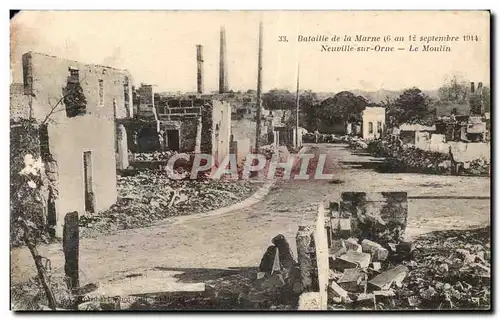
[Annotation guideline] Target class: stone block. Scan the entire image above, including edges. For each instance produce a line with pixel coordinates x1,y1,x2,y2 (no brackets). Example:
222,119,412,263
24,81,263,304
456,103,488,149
344,238,362,253
361,239,388,261
329,281,349,301
331,218,351,239
355,293,376,308
336,251,371,270
337,268,367,292
297,292,322,310
396,241,415,253
371,262,381,272
373,289,395,297
338,219,352,238
368,265,409,290
330,239,347,257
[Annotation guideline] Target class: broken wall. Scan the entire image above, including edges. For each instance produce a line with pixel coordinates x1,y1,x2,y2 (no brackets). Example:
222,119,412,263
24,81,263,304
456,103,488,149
23,52,134,121
23,52,121,236
212,100,232,165
179,118,199,151
340,192,408,245
362,107,385,141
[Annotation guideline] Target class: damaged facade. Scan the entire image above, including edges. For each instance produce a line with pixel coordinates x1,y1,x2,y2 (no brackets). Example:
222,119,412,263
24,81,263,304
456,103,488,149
130,86,233,166
12,52,134,236
362,107,385,141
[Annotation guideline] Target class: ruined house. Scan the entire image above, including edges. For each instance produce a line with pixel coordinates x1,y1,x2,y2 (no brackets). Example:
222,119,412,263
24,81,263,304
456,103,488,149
362,106,385,140
11,52,134,236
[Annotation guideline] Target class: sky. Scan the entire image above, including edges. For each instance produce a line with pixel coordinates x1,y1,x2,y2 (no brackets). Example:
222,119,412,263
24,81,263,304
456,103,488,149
10,11,490,93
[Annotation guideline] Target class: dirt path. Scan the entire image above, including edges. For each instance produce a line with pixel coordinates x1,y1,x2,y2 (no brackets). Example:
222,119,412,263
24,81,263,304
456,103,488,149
11,144,490,287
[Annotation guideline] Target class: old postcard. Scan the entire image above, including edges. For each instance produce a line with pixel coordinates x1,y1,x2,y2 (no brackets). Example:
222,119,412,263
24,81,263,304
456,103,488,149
10,10,491,311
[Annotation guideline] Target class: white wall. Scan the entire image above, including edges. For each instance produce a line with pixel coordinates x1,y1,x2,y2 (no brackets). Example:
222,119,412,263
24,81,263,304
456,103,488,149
362,107,385,140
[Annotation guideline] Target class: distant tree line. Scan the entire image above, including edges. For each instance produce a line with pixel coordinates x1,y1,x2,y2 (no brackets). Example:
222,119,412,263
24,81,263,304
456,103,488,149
259,75,490,132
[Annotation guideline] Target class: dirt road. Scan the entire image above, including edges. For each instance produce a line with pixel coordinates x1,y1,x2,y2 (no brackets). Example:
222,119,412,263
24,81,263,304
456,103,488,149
11,144,490,288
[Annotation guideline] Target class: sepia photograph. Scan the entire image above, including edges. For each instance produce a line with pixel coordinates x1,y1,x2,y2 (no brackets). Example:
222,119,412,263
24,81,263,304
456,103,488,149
9,10,491,311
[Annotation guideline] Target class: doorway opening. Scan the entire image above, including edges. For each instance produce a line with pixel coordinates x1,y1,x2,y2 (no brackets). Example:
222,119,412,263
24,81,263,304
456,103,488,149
166,129,180,151
83,151,95,213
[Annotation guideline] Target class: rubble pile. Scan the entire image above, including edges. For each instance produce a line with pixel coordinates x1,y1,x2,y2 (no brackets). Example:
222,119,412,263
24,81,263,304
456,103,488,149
204,234,301,309
367,136,490,176
368,138,453,174
79,171,258,238
462,158,490,176
259,144,278,160
346,137,368,150
132,151,178,162
302,133,341,144
396,227,491,310
322,209,490,310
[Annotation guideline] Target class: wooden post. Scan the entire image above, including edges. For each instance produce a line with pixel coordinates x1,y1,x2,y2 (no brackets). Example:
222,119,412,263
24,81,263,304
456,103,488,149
63,211,79,291
255,21,263,153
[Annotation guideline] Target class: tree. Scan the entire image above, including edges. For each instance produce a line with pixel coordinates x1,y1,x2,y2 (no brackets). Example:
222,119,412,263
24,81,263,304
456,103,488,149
262,89,296,110
437,75,491,115
317,91,368,124
298,90,319,131
438,75,469,104
282,90,320,130
385,87,434,126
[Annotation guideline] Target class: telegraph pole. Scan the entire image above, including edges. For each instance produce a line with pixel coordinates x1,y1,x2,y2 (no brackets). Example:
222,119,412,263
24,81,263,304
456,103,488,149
295,63,300,148
255,21,263,153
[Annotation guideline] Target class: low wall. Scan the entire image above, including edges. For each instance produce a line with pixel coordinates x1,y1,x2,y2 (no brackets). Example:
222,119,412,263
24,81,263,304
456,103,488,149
415,136,490,163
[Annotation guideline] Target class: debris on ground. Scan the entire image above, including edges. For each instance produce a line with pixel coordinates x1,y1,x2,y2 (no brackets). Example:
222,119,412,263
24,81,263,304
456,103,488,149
296,194,490,311
79,170,259,238
324,217,491,310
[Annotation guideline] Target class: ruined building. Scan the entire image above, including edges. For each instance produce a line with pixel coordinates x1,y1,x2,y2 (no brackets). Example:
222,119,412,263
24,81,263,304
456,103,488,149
11,52,134,236
129,33,235,165
362,106,386,141
134,91,232,165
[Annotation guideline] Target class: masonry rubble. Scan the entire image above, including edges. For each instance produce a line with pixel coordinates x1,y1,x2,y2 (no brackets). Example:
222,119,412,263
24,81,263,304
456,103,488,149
295,192,491,310
202,233,301,309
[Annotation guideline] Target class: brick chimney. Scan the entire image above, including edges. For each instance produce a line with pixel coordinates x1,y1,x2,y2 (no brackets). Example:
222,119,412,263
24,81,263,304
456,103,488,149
196,45,204,94
470,82,475,94
478,82,483,92
219,26,228,94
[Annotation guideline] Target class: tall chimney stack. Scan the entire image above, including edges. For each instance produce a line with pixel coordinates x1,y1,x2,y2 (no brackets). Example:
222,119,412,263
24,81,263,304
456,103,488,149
196,45,204,94
478,82,483,92
470,82,475,94
219,26,228,94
